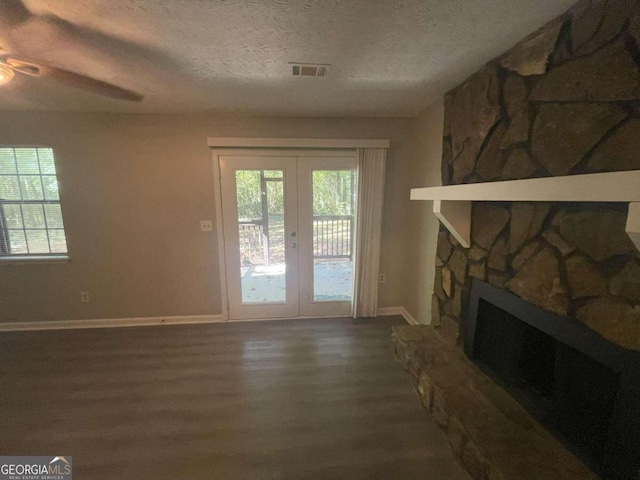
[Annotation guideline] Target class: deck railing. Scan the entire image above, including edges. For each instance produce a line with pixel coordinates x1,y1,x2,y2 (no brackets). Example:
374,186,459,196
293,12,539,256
239,215,353,264
312,215,353,259
238,221,267,264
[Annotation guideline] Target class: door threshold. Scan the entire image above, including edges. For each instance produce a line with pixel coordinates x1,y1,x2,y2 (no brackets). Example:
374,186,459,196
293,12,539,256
227,314,352,323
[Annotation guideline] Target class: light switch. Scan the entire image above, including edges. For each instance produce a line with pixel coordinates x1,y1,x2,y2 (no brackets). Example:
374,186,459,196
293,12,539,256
200,220,213,232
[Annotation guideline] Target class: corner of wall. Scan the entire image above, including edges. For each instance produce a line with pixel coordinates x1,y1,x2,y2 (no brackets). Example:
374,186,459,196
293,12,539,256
402,99,445,324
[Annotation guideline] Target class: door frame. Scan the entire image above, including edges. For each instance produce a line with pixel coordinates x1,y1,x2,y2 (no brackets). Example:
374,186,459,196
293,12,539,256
211,147,360,321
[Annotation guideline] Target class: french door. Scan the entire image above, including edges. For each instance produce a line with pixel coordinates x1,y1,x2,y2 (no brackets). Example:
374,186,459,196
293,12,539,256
218,151,357,320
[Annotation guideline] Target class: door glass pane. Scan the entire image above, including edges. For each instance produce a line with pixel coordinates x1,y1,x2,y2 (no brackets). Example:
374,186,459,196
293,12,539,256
236,170,286,303
312,170,355,302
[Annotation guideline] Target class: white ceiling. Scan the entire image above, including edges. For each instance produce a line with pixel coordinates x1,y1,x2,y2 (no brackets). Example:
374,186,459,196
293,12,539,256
0,0,577,117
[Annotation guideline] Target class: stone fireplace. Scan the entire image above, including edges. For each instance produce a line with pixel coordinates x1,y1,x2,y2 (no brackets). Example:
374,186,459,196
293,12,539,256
395,0,640,478
434,201,639,351
434,0,640,348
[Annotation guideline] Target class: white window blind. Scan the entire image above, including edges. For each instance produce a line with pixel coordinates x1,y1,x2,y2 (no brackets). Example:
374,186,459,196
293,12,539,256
0,147,68,258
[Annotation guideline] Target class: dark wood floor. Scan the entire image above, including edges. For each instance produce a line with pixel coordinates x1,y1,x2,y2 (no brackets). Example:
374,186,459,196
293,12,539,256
0,316,468,479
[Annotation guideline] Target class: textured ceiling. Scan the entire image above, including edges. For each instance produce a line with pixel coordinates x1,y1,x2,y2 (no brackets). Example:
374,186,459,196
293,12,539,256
0,0,577,116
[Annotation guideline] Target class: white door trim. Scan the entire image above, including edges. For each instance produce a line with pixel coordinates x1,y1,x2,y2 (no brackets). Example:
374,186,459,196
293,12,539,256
208,138,390,149
212,149,230,321
211,145,359,321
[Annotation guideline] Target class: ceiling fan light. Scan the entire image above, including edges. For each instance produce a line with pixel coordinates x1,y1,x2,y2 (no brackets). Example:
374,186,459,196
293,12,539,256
0,65,14,85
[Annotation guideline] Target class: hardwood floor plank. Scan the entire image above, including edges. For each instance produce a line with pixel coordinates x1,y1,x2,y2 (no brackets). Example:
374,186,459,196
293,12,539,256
0,316,469,479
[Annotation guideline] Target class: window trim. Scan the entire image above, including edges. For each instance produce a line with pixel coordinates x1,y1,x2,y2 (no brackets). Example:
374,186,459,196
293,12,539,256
0,145,69,260
0,255,69,265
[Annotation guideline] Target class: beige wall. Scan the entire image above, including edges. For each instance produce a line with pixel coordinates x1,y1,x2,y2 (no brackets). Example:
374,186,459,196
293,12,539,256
0,112,416,323
403,100,445,324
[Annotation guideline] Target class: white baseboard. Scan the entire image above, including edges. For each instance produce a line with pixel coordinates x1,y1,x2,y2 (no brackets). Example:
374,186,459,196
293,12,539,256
377,306,420,325
1,309,420,333
0,314,225,332
399,307,419,325
376,306,403,317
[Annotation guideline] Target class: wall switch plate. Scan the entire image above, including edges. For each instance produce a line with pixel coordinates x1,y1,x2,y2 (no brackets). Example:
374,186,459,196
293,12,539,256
80,291,91,303
200,220,213,232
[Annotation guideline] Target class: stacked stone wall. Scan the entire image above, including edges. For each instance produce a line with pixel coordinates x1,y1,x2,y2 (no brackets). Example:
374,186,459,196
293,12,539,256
434,0,640,350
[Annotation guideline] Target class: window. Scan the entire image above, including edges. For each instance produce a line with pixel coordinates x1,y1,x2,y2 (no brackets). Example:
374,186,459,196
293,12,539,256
0,147,68,258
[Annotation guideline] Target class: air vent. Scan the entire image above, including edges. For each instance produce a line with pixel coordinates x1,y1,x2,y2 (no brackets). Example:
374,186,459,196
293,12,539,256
290,63,330,77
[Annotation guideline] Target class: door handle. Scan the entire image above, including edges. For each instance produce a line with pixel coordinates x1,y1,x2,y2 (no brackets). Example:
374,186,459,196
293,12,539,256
290,231,297,237
290,242,298,248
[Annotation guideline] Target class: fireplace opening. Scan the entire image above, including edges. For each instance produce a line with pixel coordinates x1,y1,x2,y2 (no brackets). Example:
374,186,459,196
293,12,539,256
466,280,640,479
555,345,621,464
517,321,556,399
474,298,620,471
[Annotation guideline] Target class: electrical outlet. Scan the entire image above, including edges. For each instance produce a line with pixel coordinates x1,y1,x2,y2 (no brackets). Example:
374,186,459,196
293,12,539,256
80,291,91,303
200,220,213,232
379,273,386,283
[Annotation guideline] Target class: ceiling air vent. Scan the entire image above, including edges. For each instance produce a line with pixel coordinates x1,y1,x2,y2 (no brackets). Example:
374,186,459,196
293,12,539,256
290,63,330,77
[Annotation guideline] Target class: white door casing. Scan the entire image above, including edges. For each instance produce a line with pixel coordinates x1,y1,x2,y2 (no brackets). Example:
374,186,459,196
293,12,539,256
214,148,358,320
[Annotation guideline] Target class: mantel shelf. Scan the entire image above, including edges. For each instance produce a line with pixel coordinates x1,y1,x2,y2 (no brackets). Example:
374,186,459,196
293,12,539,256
410,170,640,250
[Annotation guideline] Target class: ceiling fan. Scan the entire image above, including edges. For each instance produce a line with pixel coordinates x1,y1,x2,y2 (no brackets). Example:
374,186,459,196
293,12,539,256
0,0,143,102
0,55,143,102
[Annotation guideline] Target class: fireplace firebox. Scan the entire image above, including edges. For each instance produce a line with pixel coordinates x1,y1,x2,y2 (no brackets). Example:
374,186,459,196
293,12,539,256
465,280,640,479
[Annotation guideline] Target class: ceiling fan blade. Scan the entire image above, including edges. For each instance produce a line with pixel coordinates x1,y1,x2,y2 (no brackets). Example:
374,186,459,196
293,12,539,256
3,56,143,102
0,0,32,28
41,64,144,102
42,65,143,102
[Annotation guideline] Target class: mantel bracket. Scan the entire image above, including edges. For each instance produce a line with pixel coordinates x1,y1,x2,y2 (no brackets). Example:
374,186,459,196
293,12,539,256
627,202,640,250
433,201,471,248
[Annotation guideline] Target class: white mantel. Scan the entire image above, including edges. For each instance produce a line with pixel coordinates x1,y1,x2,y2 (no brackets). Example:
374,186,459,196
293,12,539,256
410,170,640,250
